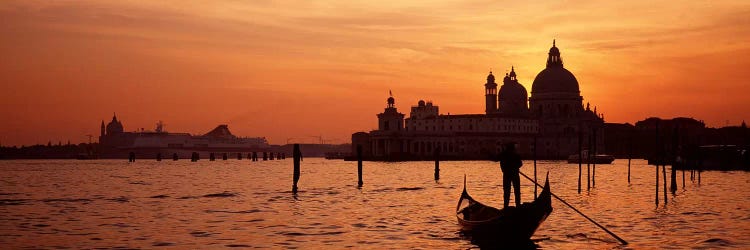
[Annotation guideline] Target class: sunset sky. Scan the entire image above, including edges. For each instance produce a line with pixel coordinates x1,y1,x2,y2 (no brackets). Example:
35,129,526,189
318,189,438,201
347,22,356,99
1,0,749,146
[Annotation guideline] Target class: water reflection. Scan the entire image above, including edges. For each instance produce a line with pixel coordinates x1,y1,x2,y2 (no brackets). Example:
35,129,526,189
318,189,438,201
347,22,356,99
0,159,748,249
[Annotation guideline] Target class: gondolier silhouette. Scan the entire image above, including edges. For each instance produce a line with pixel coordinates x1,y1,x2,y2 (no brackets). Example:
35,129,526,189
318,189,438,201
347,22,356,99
500,143,523,208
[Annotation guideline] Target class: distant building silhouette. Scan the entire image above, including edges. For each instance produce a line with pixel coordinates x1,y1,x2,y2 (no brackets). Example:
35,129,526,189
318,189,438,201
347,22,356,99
352,41,605,160
98,115,269,159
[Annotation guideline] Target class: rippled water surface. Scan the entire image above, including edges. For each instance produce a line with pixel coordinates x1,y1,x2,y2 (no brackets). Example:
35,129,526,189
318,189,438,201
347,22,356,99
1,159,749,249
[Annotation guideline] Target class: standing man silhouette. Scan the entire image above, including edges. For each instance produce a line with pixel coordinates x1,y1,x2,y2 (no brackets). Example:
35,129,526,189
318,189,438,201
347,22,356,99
500,143,523,208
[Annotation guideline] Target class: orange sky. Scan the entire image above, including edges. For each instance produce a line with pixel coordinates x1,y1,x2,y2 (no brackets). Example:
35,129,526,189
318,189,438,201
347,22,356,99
1,0,749,146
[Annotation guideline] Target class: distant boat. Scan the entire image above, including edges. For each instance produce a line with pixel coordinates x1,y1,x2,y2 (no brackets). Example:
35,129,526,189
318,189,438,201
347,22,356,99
324,152,347,160
456,176,552,244
568,150,615,164
75,153,97,160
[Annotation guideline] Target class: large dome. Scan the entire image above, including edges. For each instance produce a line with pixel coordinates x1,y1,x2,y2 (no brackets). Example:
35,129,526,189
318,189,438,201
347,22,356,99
531,67,579,94
531,41,580,94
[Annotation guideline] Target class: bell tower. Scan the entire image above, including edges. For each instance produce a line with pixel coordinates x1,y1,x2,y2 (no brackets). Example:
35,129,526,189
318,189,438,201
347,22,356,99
485,71,498,114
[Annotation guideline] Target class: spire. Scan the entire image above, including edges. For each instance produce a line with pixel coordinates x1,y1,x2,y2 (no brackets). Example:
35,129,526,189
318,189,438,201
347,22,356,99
553,39,556,47
509,66,517,80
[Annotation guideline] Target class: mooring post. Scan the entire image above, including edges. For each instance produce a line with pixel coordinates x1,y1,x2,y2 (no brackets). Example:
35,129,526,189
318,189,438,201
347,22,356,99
210,153,215,161
698,144,703,185
655,164,659,205
578,127,583,194
293,144,302,193
191,152,199,162
434,148,440,181
222,153,228,161
655,121,660,205
173,153,178,161
627,131,632,183
662,164,667,204
587,131,592,191
592,128,597,188
129,152,135,162
533,137,538,199
263,152,267,161
357,145,363,187
156,153,162,161
671,125,679,194
669,161,677,195
237,153,242,160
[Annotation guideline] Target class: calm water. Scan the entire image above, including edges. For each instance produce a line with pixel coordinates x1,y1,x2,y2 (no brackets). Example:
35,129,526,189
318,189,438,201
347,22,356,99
1,159,749,249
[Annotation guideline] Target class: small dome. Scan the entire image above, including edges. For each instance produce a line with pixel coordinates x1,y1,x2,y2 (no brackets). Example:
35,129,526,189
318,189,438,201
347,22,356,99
499,79,529,115
486,71,495,83
418,100,426,107
549,39,560,56
499,81,528,101
549,46,560,56
387,96,395,104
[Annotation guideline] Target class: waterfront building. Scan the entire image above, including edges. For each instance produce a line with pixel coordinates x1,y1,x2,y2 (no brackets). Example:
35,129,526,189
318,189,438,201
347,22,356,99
353,41,605,160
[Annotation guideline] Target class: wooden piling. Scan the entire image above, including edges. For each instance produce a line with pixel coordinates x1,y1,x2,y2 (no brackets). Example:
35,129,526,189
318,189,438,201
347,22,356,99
627,132,632,183
587,131,592,191
191,152,199,162
669,162,677,195
237,153,242,160
592,128,597,188
263,152,267,161
210,153,215,161
662,164,667,203
293,144,302,193
655,121,660,205
533,137,538,199
671,125,679,194
578,127,583,194
222,153,228,161
655,164,659,205
357,145,363,187
434,148,440,181
156,153,162,161
173,153,178,161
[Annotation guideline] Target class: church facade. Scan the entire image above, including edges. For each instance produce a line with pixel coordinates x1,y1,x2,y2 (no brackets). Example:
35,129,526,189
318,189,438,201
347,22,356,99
352,41,605,160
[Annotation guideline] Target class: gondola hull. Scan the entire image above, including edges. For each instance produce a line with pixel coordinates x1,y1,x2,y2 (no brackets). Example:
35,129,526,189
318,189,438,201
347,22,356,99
456,177,553,242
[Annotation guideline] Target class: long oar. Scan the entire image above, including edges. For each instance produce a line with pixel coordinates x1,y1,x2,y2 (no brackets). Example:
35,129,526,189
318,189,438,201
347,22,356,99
519,171,628,245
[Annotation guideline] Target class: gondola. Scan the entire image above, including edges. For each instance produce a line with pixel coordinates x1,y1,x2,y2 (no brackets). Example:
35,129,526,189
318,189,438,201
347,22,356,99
456,175,553,243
